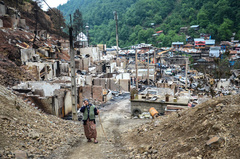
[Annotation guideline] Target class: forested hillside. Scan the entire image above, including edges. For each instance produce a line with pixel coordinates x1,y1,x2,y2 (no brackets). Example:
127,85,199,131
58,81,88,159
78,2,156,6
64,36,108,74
58,0,240,47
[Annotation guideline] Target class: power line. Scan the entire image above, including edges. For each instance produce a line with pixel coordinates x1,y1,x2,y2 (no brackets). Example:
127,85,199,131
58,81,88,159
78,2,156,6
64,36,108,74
41,0,60,17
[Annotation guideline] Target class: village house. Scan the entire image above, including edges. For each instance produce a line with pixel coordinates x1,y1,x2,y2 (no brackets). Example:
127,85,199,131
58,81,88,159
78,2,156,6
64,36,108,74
209,46,221,57
205,39,215,49
220,41,232,51
172,42,184,49
183,43,194,49
190,25,200,31
194,38,205,50
180,27,188,34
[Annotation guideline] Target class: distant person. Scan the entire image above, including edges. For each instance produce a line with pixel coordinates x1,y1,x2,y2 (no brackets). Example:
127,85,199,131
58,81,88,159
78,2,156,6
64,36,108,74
80,99,99,144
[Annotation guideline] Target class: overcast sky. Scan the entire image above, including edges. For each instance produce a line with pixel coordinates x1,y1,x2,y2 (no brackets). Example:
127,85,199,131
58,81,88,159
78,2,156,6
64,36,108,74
42,0,68,11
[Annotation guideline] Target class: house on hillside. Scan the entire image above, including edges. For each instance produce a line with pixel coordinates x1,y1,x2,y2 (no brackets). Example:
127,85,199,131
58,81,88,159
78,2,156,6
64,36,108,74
186,36,194,44
183,43,194,49
209,46,221,57
205,40,215,49
172,42,184,48
180,27,188,34
220,41,232,51
194,38,205,49
232,43,240,51
190,25,200,31
200,33,211,40
231,40,239,45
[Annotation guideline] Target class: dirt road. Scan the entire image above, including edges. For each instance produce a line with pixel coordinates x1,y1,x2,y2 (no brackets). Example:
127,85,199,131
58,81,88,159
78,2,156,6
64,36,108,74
63,94,149,159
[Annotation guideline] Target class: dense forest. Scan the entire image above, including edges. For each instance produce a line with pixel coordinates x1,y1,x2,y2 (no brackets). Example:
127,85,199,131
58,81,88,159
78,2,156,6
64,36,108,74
58,0,240,48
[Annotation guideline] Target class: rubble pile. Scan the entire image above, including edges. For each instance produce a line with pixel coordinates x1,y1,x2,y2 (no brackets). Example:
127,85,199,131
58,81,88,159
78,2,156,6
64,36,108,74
0,85,83,158
0,57,33,86
123,95,240,158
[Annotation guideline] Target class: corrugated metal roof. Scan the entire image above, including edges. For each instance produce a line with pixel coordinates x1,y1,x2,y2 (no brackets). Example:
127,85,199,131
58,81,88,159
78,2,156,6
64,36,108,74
194,38,204,41
205,40,215,45
190,25,199,28
172,42,184,45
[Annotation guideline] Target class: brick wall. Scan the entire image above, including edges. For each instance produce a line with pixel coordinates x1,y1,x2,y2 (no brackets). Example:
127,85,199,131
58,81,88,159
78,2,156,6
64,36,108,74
82,85,92,100
92,86,103,102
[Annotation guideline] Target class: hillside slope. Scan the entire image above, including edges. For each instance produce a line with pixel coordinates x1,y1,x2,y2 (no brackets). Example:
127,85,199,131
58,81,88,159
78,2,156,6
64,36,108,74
0,85,83,158
0,1,68,87
122,95,240,158
59,0,240,47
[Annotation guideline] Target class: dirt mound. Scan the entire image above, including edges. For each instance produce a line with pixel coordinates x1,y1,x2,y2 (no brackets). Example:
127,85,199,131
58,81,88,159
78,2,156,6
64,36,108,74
123,95,240,159
0,85,83,158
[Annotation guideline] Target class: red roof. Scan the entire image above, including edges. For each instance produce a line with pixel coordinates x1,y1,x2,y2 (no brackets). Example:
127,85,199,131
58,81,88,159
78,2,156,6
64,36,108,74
195,41,205,45
156,30,163,34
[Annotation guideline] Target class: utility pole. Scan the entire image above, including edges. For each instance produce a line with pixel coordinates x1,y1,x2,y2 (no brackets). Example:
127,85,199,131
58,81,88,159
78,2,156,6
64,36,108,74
185,58,188,89
69,15,77,121
86,24,89,47
147,47,150,85
154,48,156,82
114,11,119,58
135,47,138,92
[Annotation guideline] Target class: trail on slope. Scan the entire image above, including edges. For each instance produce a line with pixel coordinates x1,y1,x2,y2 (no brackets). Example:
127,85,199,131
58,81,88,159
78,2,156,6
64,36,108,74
63,95,149,159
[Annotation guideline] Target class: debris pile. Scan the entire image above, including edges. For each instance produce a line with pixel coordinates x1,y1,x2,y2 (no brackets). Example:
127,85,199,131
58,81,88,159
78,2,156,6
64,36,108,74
0,85,83,159
123,95,240,158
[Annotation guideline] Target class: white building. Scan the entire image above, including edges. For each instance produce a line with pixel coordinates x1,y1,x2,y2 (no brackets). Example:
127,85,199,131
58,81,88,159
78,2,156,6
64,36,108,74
209,46,221,57
76,32,88,47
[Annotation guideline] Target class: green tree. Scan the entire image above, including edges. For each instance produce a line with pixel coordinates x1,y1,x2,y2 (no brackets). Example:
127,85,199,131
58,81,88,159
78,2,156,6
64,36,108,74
218,18,233,41
197,9,209,28
73,9,84,38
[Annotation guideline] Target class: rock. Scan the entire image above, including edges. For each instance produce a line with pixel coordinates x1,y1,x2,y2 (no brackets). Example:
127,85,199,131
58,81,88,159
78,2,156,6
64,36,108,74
202,120,208,126
152,149,158,154
206,136,221,146
193,147,200,153
138,145,150,154
28,131,40,139
0,150,4,156
13,150,28,159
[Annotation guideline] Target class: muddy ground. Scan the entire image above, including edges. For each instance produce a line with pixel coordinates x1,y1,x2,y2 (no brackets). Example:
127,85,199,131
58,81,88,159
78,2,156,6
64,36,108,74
1,84,239,159
62,94,149,159
0,86,149,159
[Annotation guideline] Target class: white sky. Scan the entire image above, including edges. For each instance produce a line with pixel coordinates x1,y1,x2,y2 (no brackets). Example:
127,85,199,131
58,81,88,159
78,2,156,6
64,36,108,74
42,0,68,11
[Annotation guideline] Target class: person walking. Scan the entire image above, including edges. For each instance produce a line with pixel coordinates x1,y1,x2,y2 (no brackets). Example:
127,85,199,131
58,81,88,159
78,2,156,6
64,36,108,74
80,99,99,144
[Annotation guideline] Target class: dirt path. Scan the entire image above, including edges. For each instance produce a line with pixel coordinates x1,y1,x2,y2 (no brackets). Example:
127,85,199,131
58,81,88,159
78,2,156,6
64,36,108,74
63,95,148,159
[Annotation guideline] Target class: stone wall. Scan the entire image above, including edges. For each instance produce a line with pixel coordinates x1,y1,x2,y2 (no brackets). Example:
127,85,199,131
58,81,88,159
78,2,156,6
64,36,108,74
80,47,101,62
0,3,6,16
120,79,130,92
18,19,26,29
131,100,165,115
21,48,35,64
29,96,53,114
